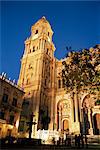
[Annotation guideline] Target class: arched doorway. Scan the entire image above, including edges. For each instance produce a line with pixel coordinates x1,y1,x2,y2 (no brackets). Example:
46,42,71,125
93,113,100,135
57,100,70,131
63,119,69,131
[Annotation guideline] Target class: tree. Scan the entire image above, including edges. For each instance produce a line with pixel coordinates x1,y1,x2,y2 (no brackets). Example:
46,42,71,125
62,45,100,134
62,45,100,94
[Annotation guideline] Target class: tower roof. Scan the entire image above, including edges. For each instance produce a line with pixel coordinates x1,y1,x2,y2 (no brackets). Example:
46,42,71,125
31,16,53,33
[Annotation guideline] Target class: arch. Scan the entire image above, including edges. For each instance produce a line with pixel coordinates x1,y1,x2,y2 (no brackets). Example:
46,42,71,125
57,99,70,131
82,94,90,108
58,79,61,88
81,94,90,108
57,99,70,108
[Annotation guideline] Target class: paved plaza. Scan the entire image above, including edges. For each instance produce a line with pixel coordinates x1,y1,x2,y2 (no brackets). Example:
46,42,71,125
1,135,100,150
1,143,100,150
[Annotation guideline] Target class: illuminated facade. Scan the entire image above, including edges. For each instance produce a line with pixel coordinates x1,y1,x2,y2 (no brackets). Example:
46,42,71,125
18,17,100,138
55,58,100,136
0,74,24,138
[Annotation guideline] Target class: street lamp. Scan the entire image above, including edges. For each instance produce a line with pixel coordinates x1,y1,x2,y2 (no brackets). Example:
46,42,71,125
27,112,35,139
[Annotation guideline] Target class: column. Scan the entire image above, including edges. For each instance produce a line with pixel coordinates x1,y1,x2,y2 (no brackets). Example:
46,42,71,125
59,111,62,131
35,59,38,76
88,108,93,135
39,39,41,49
43,39,45,50
40,39,42,50
41,39,44,50
55,112,58,130
36,59,40,78
74,91,79,122
39,58,43,80
70,92,74,122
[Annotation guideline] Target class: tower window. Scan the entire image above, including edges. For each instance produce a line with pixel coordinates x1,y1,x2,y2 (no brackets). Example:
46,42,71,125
29,49,31,53
58,79,61,88
46,48,49,54
29,64,32,69
48,32,49,36
33,46,35,52
35,30,38,34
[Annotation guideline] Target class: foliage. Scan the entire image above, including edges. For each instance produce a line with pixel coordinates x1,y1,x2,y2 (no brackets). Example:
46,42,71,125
62,45,100,93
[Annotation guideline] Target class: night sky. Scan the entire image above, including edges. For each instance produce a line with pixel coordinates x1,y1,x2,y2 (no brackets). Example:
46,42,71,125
1,1,100,81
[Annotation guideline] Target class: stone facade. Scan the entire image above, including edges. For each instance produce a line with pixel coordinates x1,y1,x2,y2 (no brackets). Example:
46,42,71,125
55,59,100,135
0,74,24,138
18,17,100,138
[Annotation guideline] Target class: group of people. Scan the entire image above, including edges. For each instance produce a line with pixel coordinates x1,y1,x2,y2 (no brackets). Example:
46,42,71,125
75,134,88,148
52,134,88,148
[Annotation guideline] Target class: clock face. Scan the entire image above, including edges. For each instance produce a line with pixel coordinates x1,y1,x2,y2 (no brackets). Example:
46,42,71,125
32,34,38,40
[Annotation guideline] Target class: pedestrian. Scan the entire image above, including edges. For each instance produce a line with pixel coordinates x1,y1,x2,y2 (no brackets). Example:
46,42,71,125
75,135,77,147
81,135,84,148
67,138,71,147
52,137,55,145
59,137,61,145
85,135,88,148
77,134,80,148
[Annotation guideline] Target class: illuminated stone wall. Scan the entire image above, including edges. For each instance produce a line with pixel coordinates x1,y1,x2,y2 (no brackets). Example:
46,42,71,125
0,75,24,138
18,17,55,138
18,17,100,137
55,58,100,135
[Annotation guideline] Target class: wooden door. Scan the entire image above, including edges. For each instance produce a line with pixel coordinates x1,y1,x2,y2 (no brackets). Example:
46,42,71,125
63,120,69,131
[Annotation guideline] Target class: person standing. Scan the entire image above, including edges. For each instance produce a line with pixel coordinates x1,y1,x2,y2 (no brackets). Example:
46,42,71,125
75,135,78,147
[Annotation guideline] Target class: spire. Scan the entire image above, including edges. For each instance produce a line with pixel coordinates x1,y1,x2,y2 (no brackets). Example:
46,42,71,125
31,16,53,34
42,16,46,19
41,16,47,23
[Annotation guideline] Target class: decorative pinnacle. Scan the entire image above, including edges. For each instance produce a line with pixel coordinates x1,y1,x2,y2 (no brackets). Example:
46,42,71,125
42,16,46,19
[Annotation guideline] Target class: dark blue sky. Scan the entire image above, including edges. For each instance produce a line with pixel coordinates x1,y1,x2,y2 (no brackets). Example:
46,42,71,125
1,1,100,81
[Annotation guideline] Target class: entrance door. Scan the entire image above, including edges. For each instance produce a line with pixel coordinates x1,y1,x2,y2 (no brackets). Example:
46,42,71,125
93,114,100,135
63,120,69,131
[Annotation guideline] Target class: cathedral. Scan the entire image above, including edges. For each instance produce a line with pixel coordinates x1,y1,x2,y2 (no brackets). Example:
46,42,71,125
17,17,100,139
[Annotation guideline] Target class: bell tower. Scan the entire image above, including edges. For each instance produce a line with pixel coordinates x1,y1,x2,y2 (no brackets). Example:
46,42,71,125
18,17,55,137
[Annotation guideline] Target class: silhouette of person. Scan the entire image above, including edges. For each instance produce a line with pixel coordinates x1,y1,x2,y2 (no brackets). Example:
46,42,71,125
85,136,88,148
81,135,84,148
77,134,80,148
75,135,78,147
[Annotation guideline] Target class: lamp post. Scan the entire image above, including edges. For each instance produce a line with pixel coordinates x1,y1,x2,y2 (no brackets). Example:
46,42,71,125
27,112,35,139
